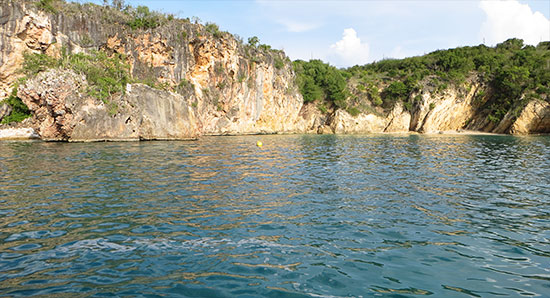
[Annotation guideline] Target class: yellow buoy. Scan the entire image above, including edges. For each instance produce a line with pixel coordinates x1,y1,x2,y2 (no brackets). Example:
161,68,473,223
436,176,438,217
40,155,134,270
256,141,263,148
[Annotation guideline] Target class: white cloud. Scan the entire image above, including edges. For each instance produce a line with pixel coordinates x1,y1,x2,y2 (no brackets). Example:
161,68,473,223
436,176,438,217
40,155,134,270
275,19,320,33
329,28,370,67
479,0,550,45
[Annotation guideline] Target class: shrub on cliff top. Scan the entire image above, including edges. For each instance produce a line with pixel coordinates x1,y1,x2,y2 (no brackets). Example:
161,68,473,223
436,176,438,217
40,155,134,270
247,36,259,48
205,22,223,38
127,5,160,30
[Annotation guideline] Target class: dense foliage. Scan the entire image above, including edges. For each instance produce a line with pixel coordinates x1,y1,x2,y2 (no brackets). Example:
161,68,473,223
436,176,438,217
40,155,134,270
295,39,550,121
293,60,348,108
0,81,31,124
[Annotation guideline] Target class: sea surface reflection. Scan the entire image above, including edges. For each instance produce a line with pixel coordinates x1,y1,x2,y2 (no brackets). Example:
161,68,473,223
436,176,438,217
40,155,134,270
1,134,549,297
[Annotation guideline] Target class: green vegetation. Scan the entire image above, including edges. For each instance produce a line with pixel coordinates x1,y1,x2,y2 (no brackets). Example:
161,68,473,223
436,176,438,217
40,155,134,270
205,22,223,38
238,73,247,83
36,0,61,13
295,38,550,121
1,80,31,124
127,5,160,30
346,106,360,117
368,85,382,106
177,31,187,43
20,49,130,107
22,52,58,74
317,103,328,114
63,50,129,103
274,57,284,70
214,62,224,75
293,59,347,108
177,78,193,91
247,36,259,48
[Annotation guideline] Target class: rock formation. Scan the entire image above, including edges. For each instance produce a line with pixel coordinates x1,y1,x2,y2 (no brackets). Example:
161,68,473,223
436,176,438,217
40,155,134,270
0,0,548,141
509,100,550,135
17,69,201,141
1,0,305,141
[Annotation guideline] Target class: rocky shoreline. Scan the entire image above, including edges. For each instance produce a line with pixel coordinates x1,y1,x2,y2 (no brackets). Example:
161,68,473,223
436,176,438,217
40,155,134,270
1,1,548,142
2,122,543,142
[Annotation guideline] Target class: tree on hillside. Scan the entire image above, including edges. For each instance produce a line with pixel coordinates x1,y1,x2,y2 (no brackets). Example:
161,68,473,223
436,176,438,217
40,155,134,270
293,59,347,107
247,36,259,48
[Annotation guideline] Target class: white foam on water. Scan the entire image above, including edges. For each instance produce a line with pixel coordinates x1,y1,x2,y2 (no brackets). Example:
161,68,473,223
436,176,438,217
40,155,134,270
131,237,294,251
58,238,136,253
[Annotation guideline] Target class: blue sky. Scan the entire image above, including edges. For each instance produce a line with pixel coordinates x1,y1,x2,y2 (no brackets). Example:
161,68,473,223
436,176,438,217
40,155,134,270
79,0,550,67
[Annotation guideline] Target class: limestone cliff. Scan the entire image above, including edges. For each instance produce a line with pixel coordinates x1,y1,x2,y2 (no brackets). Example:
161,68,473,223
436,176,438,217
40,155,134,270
509,100,550,134
17,69,200,141
0,0,548,141
301,75,549,135
1,0,304,141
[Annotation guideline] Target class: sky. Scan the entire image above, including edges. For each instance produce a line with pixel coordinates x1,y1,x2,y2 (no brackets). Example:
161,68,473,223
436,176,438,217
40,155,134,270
77,0,550,68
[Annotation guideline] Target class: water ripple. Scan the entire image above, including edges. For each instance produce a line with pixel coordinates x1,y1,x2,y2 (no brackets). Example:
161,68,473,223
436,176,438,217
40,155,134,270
1,135,549,297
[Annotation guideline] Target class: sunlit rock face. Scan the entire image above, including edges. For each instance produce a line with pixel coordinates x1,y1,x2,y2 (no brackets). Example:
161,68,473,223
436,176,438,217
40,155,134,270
1,1,304,141
509,100,550,135
1,1,547,140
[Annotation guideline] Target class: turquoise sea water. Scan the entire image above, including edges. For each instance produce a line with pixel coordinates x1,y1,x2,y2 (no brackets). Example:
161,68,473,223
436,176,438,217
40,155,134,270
0,134,549,297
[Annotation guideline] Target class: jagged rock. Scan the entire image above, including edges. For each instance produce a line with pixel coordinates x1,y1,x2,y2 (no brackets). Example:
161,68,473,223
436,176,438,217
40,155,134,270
17,69,81,140
1,1,548,140
293,104,327,133
317,125,333,134
0,3,55,99
384,102,411,132
1,1,305,141
326,103,411,134
413,83,479,133
18,69,201,141
510,100,550,135
330,109,386,134
70,83,201,141
410,92,436,132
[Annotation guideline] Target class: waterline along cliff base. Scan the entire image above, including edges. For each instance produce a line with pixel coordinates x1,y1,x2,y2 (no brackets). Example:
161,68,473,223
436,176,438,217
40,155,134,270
0,0,548,141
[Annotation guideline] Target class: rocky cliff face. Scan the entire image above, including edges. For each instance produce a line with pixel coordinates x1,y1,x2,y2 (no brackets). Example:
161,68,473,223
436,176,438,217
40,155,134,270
509,100,550,134
1,1,548,141
309,76,549,135
1,0,304,141
17,69,200,141
0,2,53,99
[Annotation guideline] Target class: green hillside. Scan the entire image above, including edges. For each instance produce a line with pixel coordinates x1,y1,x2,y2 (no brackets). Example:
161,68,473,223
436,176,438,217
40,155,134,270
295,38,550,122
